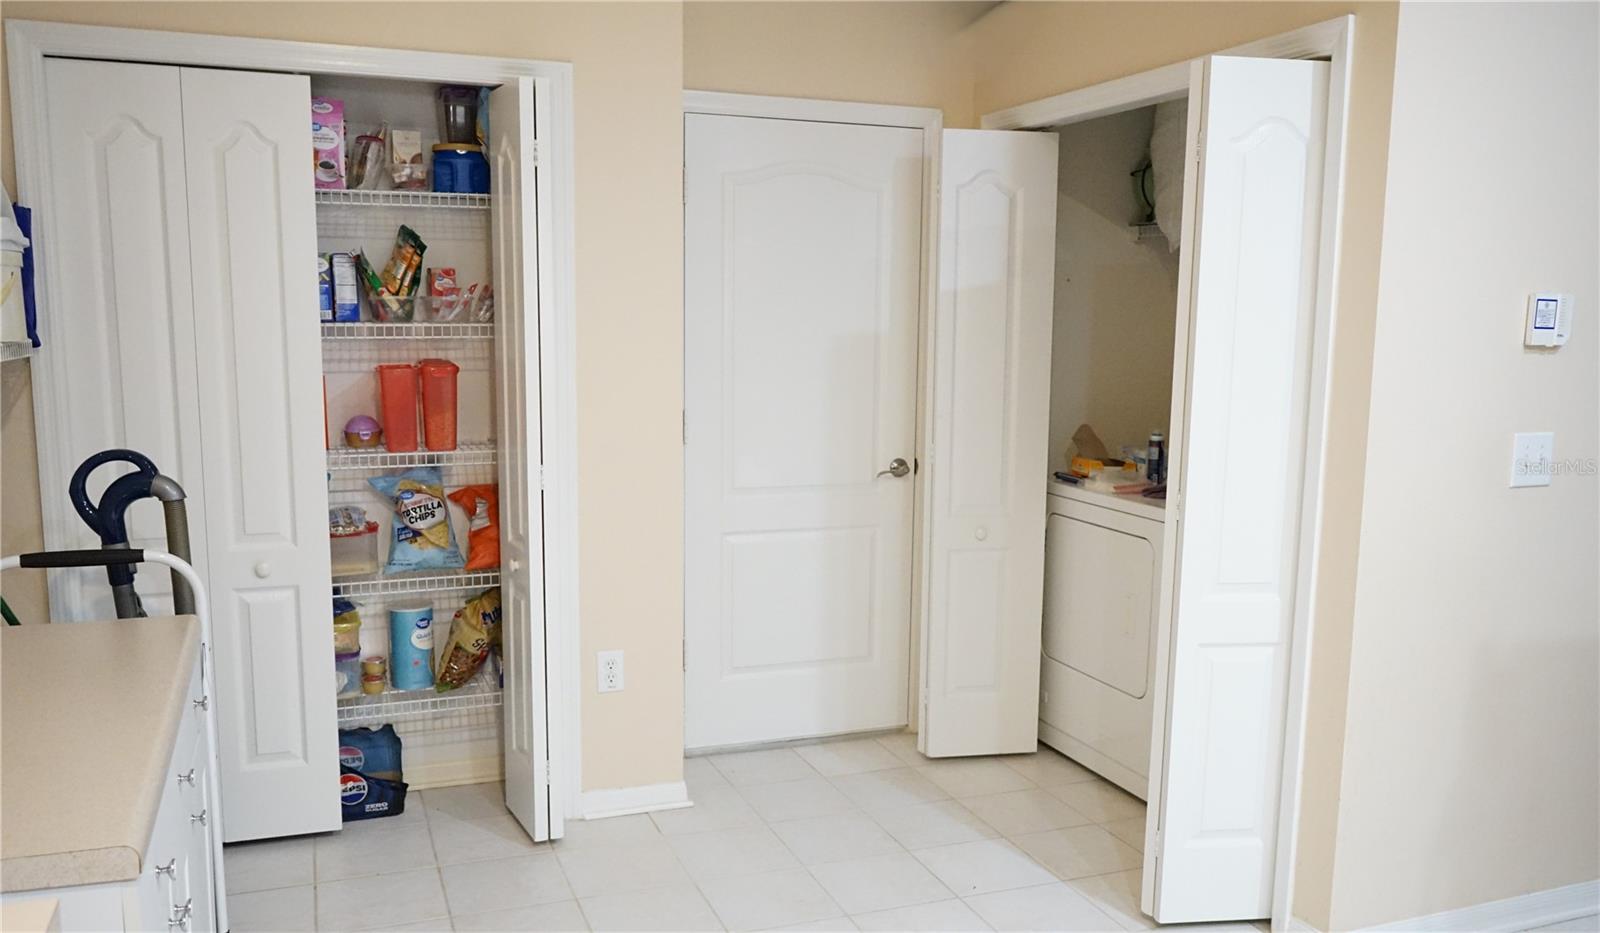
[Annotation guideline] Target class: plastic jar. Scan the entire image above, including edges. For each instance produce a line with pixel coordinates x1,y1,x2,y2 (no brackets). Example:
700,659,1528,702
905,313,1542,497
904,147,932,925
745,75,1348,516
376,363,420,452
330,520,380,577
417,358,460,451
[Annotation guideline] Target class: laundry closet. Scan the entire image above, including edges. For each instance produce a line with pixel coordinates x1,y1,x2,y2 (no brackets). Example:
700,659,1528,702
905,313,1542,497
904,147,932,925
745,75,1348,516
1037,104,1183,801
21,36,564,855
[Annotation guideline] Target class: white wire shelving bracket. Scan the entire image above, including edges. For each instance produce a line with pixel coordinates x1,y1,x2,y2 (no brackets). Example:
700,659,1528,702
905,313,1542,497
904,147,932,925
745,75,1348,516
326,442,497,472
330,569,501,598
337,667,502,725
314,189,490,210
321,322,494,341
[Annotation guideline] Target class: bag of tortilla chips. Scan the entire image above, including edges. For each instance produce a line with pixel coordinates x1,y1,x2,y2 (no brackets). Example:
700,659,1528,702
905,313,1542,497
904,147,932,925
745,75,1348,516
368,467,465,574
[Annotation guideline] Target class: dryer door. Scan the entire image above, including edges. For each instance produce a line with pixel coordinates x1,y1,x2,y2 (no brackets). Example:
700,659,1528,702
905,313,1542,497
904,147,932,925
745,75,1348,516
1043,512,1157,699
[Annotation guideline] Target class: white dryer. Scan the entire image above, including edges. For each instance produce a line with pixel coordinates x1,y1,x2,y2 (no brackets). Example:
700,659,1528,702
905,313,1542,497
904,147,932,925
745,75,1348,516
1039,479,1166,800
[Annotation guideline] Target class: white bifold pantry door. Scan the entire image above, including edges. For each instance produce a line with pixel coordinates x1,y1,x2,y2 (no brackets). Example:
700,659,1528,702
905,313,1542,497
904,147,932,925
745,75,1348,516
488,77,555,842
178,66,341,842
918,129,1059,758
1142,56,1329,922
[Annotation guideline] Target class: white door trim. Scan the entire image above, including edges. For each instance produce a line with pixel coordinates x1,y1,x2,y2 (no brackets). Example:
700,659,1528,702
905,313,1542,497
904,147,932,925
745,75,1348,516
978,16,1354,930
681,90,944,740
6,18,582,829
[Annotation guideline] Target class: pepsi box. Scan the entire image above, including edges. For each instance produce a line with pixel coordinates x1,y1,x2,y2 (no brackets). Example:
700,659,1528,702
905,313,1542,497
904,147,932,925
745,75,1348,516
340,765,408,822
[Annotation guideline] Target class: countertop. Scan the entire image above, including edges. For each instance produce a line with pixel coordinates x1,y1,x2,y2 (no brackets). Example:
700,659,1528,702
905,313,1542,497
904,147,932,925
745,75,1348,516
1,616,199,894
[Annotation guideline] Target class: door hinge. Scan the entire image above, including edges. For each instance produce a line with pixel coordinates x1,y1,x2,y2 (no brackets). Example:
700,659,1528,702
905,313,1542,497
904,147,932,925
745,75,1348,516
913,457,920,475
529,139,541,167
538,465,547,490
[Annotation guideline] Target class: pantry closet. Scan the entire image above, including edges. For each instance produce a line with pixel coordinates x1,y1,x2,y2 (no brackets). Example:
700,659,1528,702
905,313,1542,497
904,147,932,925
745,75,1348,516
11,21,573,851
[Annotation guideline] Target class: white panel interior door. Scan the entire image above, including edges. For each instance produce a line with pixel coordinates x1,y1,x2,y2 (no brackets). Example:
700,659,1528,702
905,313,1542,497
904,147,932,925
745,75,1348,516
489,77,552,842
684,113,922,750
179,67,339,841
38,58,209,621
1143,56,1328,922
920,129,1058,758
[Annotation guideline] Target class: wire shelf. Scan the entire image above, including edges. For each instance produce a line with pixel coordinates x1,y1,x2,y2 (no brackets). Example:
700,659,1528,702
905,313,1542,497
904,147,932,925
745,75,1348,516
326,442,497,472
1131,222,1167,243
321,322,494,341
337,667,503,725
0,341,34,363
331,569,501,598
316,189,490,210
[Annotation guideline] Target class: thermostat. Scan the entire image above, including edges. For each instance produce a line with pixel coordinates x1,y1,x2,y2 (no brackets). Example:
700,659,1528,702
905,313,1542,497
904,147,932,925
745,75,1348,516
1524,293,1572,348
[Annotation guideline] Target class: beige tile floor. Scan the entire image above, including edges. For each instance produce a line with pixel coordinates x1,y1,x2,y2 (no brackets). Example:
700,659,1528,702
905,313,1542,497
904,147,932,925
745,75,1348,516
228,734,1581,932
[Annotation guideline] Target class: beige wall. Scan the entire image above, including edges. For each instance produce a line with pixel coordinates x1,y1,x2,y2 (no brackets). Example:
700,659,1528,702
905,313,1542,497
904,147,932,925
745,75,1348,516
1,359,47,623
1047,108,1180,472
0,1,686,795
1326,2,1599,927
965,3,1400,927
684,1,983,127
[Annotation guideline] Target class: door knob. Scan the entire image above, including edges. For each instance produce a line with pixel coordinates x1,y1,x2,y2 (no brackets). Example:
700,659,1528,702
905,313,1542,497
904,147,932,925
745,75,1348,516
253,562,271,579
876,458,911,479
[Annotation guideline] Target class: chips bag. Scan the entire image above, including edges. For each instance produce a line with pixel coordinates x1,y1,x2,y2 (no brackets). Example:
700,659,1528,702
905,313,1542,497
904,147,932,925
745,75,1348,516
447,484,500,571
368,467,465,574
436,587,502,692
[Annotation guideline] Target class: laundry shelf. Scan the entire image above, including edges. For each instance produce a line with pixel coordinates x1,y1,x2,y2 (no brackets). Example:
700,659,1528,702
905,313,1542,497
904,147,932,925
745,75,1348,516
321,322,494,341
331,569,501,598
326,442,497,472
1131,222,1166,243
315,189,490,210
337,668,502,725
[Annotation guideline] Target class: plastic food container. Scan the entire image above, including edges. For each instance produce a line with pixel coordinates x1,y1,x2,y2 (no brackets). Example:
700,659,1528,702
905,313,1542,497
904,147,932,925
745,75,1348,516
389,606,434,691
330,520,381,577
361,673,386,695
332,613,363,654
335,652,362,699
376,363,419,452
432,145,489,194
418,358,460,451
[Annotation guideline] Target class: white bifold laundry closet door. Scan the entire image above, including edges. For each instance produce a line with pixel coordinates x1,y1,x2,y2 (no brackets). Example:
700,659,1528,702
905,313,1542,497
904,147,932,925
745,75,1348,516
1142,55,1328,922
488,76,555,842
919,129,1058,758
178,67,339,842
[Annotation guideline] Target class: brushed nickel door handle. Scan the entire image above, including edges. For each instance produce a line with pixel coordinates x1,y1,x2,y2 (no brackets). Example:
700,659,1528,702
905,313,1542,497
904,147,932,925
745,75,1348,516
877,458,911,479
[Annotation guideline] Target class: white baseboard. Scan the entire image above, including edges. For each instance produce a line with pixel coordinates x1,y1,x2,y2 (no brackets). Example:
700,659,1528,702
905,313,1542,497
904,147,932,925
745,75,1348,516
404,756,503,791
579,781,691,820
1287,918,1320,932
1361,880,1598,932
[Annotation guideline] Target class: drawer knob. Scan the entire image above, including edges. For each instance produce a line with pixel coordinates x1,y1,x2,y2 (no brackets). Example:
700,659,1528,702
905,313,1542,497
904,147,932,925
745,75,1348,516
974,526,988,541
193,695,208,711
190,809,207,826
177,769,196,787
153,859,176,879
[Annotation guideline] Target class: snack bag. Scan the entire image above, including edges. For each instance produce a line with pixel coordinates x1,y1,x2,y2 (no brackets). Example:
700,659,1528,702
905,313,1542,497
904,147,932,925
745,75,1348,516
368,467,465,574
446,484,500,570
435,587,502,693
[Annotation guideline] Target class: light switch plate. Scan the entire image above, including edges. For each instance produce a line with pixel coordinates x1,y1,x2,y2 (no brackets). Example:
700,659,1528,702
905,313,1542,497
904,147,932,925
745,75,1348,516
1510,432,1554,487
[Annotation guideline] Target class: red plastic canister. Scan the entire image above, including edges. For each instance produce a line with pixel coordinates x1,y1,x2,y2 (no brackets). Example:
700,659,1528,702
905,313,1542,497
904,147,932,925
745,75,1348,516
376,364,420,452
417,358,460,451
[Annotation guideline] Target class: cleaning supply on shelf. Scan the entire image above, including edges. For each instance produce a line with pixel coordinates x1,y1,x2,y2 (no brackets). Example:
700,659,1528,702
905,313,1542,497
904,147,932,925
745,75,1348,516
368,466,465,573
376,364,420,452
435,587,501,692
311,97,346,190
388,605,435,690
338,724,403,782
1147,431,1166,485
340,766,408,822
417,358,460,450
447,484,500,570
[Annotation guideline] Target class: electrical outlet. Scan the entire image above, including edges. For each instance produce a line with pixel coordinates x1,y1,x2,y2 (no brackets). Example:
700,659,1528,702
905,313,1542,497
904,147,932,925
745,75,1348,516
597,650,625,693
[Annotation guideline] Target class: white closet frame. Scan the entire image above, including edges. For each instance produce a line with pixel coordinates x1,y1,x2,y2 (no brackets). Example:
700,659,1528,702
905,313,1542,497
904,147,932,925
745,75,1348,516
983,17,1354,931
6,20,583,822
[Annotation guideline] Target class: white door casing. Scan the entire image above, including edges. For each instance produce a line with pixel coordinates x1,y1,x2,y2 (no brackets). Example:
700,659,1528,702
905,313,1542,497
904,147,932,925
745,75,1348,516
1142,56,1329,922
178,66,340,841
684,113,923,750
920,129,1059,758
490,77,554,841
38,58,210,621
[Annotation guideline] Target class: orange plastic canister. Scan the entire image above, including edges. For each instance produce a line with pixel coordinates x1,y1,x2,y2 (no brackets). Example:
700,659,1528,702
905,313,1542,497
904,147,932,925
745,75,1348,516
376,363,420,452
418,358,460,451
